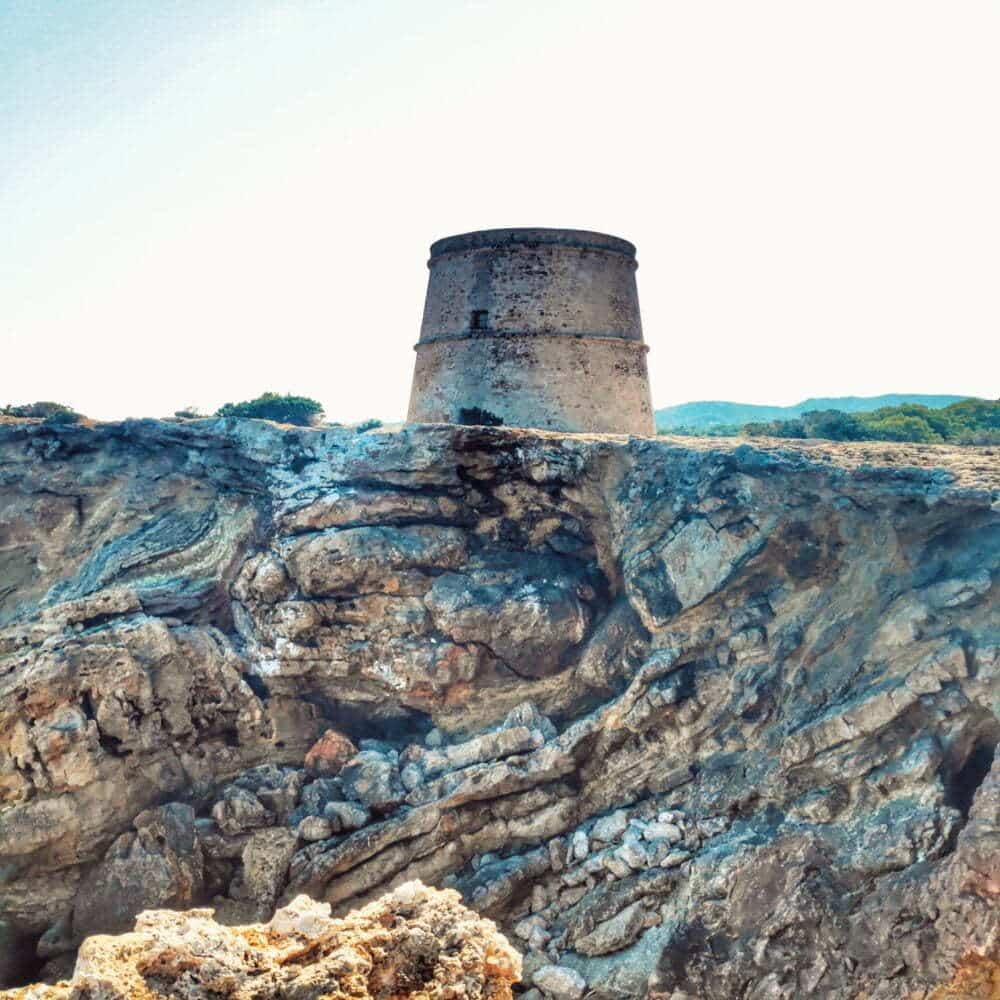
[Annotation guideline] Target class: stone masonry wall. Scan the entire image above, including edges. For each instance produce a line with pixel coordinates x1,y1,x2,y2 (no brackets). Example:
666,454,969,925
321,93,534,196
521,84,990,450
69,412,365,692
408,229,655,434
408,334,654,434
418,240,643,341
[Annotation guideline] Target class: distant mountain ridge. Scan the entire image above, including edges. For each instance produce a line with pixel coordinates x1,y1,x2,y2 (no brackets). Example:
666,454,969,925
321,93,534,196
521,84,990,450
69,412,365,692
655,394,970,431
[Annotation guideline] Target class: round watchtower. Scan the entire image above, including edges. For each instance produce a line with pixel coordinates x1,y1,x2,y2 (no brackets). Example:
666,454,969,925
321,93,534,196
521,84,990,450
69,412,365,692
406,228,654,434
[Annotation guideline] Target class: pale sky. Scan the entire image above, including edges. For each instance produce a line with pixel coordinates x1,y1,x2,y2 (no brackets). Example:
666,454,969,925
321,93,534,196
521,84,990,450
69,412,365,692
2,0,997,422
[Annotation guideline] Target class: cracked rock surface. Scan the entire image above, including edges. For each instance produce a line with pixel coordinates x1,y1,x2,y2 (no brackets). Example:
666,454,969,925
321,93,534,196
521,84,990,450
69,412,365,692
0,417,998,998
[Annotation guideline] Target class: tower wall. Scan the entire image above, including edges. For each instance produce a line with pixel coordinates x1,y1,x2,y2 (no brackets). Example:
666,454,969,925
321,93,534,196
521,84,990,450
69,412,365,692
407,228,654,434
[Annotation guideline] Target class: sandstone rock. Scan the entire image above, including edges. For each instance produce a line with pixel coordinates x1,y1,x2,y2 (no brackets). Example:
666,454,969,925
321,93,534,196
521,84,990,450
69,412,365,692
529,924,552,951
280,487,464,533
922,569,992,608
615,841,649,870
503,701,558,741
406,725,543,779
231,765,304,823
237,553,291,604
603,853,633,879
643,820,683,843
627,515,766,627
659,849,690,869
290,776,342,825
548,837,566,872
401,762,424,789
324,800,370,830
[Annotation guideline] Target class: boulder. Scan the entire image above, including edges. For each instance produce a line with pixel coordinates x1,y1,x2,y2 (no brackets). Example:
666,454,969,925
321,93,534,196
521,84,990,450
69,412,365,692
424,559,593,678
339,752,406,814
592,810,630,844
211,787,273,836
533,964,587,1000
324,800,370,831
296,816,333,841
573,900,647,956
304,729,357,777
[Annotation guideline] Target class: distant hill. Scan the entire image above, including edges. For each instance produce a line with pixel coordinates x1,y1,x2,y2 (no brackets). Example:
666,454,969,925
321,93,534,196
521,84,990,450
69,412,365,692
655,394,970,431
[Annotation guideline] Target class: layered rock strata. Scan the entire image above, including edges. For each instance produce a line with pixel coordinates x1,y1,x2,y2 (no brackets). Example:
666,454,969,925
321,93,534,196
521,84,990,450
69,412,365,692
0,417,997,998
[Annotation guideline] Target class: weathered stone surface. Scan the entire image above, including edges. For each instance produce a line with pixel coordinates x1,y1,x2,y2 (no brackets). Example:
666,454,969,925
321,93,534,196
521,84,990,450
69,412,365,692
228,827,297,914
0,883,520,998
339,751,406,814
0,418,997,997
425,559,594,677
72,804,203,940
283,524,468,596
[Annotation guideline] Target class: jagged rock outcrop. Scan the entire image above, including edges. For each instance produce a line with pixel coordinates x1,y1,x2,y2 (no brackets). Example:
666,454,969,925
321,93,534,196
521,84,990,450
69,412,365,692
0,881,520,998
1,417,998,997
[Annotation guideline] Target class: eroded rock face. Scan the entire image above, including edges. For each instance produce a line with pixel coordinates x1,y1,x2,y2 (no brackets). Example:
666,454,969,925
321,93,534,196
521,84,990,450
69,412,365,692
0,882,520,999
0,418,998,998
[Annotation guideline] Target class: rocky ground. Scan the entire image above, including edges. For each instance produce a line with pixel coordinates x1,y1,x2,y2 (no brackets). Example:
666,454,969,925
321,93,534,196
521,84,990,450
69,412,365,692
0,418,997,998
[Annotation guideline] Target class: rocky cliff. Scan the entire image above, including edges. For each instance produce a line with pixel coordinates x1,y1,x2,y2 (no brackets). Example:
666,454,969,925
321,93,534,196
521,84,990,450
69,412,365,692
1,418,997,998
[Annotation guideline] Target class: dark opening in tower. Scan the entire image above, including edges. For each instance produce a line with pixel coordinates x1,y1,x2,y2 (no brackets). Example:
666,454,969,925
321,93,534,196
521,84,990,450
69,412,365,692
470,309,488,331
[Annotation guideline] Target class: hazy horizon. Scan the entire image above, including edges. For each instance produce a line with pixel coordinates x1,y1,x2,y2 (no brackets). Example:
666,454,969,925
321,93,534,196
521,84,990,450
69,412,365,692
3,1,997,421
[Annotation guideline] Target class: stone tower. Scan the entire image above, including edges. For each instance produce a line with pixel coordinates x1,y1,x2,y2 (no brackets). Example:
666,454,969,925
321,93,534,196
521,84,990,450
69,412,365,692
406,228,654,435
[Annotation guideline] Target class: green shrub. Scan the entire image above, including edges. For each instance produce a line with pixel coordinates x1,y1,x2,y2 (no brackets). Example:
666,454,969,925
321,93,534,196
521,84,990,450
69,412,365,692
3,401,80,420
658,424,742,437
174,407,204,419
215,392,324,427
800,410,869,441
42,409,83,425
861,413,941,442
744,418,807,438
955,428,1000,446
355,418,382,433
740,398,998,444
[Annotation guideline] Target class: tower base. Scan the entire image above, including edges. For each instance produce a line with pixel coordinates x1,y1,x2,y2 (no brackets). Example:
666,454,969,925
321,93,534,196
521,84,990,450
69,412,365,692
407,334,654,435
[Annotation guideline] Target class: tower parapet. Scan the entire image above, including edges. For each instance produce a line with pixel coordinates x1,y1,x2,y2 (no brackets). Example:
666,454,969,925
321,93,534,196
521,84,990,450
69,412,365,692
407,228,654,434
